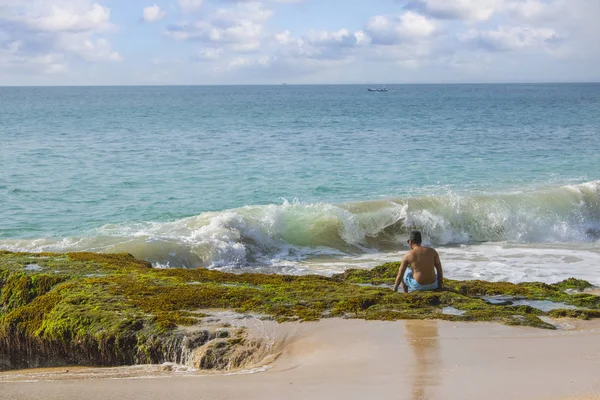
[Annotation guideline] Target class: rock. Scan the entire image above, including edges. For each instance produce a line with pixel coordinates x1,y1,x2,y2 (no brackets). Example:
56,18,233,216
1,251,598,372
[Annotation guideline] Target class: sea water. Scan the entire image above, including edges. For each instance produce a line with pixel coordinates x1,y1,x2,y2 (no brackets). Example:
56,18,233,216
1,84,599,284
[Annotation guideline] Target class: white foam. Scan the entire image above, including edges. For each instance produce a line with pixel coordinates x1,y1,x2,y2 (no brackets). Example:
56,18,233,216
24,264,43,271
327,243,600,285
1,181,599,280
441,244,600,285
224,365,271,376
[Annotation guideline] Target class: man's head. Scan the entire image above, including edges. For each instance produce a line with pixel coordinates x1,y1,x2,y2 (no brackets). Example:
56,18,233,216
407,230,422,247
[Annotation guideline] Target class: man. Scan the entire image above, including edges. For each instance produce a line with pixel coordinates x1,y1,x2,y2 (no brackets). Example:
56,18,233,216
393,231,443,293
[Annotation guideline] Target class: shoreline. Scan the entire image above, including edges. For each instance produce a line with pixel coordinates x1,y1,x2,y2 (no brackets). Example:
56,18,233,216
2,251,600,373
2,319,600,400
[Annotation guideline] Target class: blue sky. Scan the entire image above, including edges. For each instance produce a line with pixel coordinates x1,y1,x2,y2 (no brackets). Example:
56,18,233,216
0,0,599,85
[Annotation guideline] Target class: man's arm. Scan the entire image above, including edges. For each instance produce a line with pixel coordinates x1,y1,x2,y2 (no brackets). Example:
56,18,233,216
393,256,410,293
434,251,443,290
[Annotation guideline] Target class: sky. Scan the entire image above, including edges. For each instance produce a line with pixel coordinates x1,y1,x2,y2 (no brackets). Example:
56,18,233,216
0,0,599,85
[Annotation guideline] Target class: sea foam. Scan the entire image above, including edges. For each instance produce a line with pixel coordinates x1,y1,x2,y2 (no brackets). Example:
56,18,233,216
1,182,599,280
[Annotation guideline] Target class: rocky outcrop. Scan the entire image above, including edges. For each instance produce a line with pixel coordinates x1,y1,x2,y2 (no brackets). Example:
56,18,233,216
1,251,598,372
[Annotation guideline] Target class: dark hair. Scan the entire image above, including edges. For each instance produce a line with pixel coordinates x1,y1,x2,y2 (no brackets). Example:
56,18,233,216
409,230,422,244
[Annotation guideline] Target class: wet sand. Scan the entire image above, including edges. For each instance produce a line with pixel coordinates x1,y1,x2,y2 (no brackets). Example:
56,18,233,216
2,319,600,400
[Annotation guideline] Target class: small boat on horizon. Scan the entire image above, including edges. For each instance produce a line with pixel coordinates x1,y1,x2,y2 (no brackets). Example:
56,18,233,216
368,86,389,92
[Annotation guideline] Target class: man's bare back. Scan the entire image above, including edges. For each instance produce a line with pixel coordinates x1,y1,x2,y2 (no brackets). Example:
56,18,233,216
393,231,443,293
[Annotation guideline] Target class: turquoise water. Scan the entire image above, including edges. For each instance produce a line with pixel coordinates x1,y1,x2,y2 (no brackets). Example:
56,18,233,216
2,84,600,282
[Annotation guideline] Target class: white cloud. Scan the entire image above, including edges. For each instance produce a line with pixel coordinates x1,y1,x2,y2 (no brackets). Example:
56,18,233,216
192,47,223,61
304,29,358,48
30,54,68,73
291,29,368,60
0,41,68,74
176,7,441,79
397,58,421,69
410,0,505,21
460,25,563,52
506,0,547,19
274,30,294,45
3,0,599,84
212,2,274,24
216,51,354,83
169,20,264,51
354,31,369,46
143,5,166,23
166,2,273,52
228,57,247,68
0,1,121,75
505,0,577,22
365,11,436,45
265,29,363,61
17,3,113,33
156,0,600,83
57,36,122,61
166,4,441,77
178,0,204,12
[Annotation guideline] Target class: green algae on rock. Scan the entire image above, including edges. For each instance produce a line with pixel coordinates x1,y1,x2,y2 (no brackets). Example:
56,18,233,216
335,262,600,309
1,253,599,372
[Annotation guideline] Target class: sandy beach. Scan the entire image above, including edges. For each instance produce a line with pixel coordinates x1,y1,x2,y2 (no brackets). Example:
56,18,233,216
2,319,600,400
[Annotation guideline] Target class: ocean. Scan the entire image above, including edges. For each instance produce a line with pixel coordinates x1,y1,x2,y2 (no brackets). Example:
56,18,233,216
1,84,599,284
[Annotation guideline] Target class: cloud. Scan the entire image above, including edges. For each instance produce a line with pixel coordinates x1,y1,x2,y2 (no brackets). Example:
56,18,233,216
365,11,436,45
0,41,68,74
166,2,273,52
17,3,113,33
460,25,564,52
167,20,264,51
191,47,223,61
176,0,298,14
143,5,166,23
218,52,353,82
506,0,548,19
3,0,598,84
444,0,599,59
178,0,203,12
407,0,504,21
224,54,274,71
303,29,359,48
211,2,273,24
0,0,121,75
152,0,600,84
215,0,303,3
504,0,579,23
165,4,440,78
57,36,122,61
179,6,441,80
263,28,365,62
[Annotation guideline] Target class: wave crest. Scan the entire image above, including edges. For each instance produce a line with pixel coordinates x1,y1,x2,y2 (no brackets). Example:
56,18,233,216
2,182,599,269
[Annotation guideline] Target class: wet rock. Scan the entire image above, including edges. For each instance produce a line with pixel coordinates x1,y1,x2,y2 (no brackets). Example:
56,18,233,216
216,330,230,339
1,251,598,372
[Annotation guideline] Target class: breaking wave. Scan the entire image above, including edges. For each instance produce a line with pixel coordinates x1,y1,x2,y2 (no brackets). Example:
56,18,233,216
2,181,599,269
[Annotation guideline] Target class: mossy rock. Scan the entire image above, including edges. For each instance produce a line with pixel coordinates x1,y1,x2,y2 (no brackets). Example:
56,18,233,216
332,262,399,285
1,251,598,372
553,278,594,291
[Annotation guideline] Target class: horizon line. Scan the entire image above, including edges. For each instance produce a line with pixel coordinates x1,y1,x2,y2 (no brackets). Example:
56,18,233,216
1,81,600,88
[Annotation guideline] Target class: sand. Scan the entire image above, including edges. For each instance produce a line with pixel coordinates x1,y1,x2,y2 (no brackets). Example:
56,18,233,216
1,319,600,400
